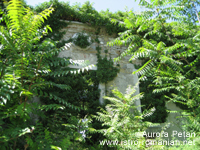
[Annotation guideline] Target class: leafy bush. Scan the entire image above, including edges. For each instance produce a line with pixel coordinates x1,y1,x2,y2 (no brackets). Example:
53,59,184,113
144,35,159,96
0,0,82,149
95,85,154,149
108,0,200,146
72,32,91,48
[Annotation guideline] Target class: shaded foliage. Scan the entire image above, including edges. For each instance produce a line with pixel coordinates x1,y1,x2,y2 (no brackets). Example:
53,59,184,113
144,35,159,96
109,0,200,136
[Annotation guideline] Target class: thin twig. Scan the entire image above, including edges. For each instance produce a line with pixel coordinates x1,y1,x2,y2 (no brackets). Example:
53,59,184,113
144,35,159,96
192,1,200,24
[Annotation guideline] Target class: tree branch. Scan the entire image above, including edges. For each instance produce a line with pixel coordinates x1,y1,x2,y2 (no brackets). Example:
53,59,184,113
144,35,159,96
192,1,200,24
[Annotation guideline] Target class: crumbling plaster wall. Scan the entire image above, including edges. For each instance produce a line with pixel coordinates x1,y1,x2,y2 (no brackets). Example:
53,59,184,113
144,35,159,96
58,21,142,111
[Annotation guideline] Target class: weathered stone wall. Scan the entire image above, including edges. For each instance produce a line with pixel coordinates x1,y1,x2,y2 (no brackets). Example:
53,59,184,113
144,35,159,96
58,21,142,111
58,21,187,141
146,101,186,141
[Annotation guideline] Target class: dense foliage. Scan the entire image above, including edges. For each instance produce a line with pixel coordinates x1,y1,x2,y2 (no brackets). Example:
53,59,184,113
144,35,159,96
95,85,153,149
34,0,128,36
2,0,200,149
33,0,123,149
72,32,91,48
33,0,167,140
109,0,200,148
0,0,96,149
0,1,139,150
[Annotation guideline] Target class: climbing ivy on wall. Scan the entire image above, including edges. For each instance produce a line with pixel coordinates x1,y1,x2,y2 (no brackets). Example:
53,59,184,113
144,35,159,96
33,0,170,124
34,0,127,36
33,0,124,86
72,32,91,48
0,0,181,149
32,1,122,147
1,0,171,127
95,38,120,84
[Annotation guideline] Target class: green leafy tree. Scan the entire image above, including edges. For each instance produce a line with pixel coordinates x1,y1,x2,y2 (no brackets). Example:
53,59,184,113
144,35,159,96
109,0,200,137
32,1,128,148
0,0,84,149
95,85,153,149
